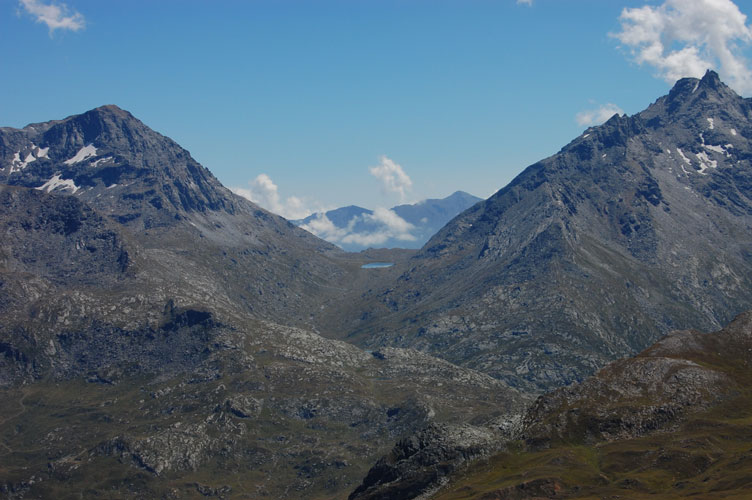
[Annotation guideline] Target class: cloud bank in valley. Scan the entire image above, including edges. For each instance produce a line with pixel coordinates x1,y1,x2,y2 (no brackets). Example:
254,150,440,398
300,207,416,249
233,155,422,248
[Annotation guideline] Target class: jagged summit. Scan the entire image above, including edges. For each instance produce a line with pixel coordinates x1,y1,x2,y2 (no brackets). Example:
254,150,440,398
23,104,148,143
669,69,723,97
643,69,748,125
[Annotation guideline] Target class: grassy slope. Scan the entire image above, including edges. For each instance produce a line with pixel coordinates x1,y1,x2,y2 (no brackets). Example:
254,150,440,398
432,317,752,499
0,320,523,499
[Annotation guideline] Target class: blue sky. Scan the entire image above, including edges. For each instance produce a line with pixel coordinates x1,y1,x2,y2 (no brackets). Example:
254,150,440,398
3,0,752,218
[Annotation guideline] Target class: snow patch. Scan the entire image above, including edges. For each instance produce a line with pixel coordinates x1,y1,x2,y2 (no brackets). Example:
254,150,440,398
677,148,691,165
583,133,590,138
730,128,737,136
676,148,692,175
695,151,717,174
7,144,53,173
700,132,732,158
692,81,700,93
706,117,715,130
106,183,118,189
9,151,36,174
64,144,97,165
90,156,113,167
36,174,80,194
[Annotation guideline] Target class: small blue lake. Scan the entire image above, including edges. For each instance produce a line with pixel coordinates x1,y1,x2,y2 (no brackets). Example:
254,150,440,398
361,262,394,269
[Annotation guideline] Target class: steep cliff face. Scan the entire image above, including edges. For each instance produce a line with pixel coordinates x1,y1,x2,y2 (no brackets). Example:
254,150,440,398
340,71,752,392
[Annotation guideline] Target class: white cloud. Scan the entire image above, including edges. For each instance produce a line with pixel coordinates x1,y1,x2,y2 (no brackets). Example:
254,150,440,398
369,156,413,201
367,207,415,240
300,207,416,249
612,0,752,94
231,173,318,220
19,0,85,33
341,231,391,247
575,103,625,127
517,0,533,5
300,213,351,242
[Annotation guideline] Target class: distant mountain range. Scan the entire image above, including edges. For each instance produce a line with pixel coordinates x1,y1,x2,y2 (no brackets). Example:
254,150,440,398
292,191,482,252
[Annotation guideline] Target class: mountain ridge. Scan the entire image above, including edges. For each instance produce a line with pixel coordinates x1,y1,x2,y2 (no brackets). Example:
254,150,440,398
329,70,752,392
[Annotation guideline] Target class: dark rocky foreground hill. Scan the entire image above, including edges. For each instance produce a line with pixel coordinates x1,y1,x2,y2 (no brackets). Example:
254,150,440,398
0,107,527,498
356,310,752,499
333,70,752,393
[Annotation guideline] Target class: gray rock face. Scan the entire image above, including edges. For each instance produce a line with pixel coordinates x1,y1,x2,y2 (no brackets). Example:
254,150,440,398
339,70,752,392
0,185,129,285
348,423,505,500
1,105,230,227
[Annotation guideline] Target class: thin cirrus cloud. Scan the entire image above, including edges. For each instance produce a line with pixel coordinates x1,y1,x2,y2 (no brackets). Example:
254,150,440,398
611,0,752,94
517,0,533,6
575,103,625,127
18,0,85,33
369,156,413,202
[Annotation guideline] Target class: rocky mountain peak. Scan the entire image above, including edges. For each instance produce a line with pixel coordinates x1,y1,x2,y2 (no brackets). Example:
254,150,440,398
645,69,748,127
666,70,726,101
39,104,175,164
700,68,722,87
1,105,242,229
